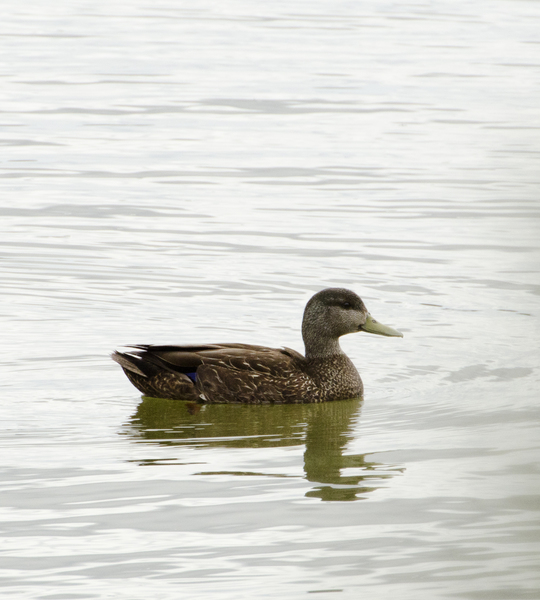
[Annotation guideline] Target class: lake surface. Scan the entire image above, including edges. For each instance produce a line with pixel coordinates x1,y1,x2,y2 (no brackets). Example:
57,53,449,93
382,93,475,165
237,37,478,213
1,1,540,598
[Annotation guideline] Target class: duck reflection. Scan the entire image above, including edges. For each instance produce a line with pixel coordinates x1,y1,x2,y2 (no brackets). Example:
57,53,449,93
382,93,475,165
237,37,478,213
123,397,403,501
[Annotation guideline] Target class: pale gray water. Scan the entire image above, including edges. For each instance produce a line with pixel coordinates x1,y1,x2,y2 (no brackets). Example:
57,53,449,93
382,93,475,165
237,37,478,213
1,1,540,599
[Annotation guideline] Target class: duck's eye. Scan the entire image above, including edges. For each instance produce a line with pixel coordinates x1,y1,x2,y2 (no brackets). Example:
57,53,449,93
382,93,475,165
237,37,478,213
342,302,351,309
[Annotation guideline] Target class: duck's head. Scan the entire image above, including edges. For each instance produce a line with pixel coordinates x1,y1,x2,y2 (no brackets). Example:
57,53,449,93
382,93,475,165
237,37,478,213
302,288,402,357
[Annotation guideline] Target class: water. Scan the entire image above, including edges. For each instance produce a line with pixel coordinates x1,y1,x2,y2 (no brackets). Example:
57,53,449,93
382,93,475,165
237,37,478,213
2,1,540,598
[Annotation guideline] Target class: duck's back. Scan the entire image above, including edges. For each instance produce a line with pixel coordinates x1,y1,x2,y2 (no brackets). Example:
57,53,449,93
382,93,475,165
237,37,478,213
113,343,324,404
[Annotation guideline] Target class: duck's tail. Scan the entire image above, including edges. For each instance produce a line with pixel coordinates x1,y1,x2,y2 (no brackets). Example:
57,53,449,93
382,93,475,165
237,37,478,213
110,350,147,377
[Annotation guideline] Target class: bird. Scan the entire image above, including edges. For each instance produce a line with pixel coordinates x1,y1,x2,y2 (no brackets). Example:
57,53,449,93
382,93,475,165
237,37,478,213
112,288,403,404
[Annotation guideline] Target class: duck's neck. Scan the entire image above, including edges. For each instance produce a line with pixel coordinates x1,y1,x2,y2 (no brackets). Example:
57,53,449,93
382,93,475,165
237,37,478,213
302,329,343,359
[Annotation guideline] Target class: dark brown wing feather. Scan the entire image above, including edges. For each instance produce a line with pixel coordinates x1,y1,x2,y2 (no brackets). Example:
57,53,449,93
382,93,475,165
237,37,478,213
113,343,318,403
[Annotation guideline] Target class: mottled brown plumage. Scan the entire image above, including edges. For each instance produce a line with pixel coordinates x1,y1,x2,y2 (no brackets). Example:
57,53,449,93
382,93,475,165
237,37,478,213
112,288,402,403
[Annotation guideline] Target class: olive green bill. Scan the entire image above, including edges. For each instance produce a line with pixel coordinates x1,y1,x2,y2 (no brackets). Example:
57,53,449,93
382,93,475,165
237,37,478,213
361,314,403,338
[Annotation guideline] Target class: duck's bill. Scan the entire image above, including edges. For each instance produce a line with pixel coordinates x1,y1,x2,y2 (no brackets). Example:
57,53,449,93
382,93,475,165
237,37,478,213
360,314,403,338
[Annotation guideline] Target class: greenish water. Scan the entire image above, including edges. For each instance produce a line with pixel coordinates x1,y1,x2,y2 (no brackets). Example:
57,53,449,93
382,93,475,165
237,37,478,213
125,397,403,502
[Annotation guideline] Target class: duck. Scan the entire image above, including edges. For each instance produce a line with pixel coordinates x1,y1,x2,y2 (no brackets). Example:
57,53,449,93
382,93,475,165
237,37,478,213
112,288,403,404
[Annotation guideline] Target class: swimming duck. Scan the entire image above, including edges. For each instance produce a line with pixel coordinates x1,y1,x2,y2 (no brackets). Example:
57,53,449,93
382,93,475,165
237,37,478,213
112,288,402,404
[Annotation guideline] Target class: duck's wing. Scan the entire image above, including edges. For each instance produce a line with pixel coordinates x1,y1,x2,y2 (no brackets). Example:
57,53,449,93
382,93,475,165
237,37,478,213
194,345,316,404
124,343,291,373
117,343,316,404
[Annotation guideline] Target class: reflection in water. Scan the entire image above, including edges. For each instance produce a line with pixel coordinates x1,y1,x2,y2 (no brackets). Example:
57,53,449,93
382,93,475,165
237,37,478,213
123,397,404,501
